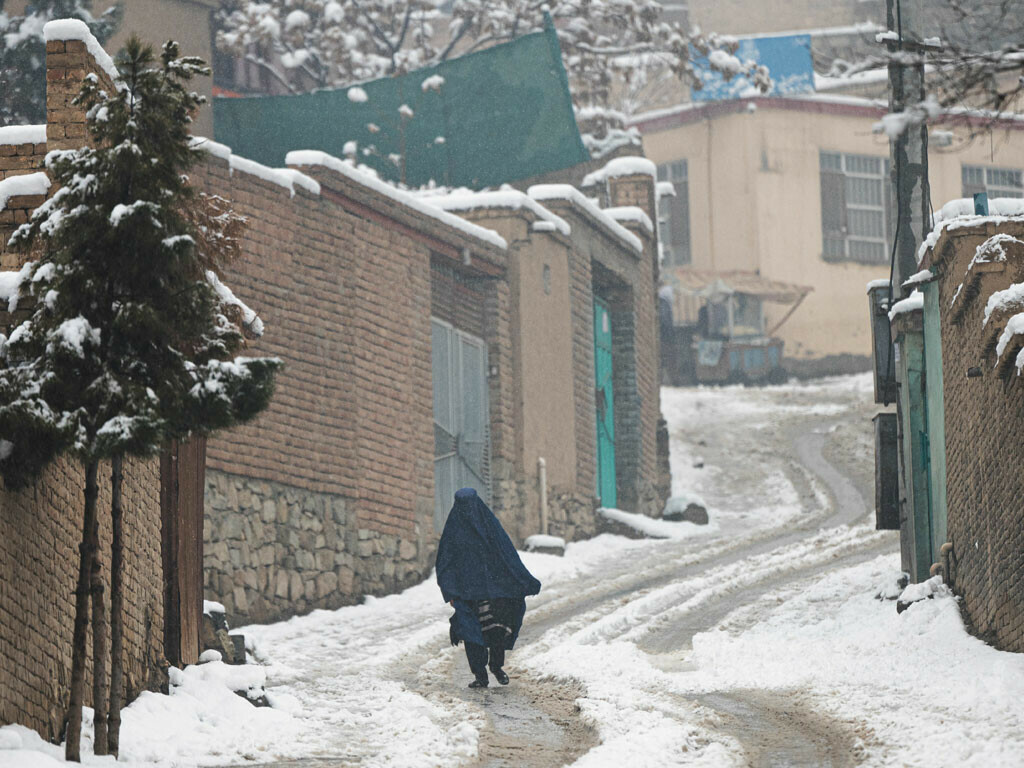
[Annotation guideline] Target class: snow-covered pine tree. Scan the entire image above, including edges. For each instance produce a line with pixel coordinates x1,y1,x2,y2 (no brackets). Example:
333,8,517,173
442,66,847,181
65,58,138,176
0,36,280,761
214,0,769,154
0,1,122,125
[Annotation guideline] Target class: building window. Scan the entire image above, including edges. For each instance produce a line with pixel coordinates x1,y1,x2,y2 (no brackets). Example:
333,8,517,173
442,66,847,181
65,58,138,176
657,160,691,267
820,151,892,265
962,164,1023,199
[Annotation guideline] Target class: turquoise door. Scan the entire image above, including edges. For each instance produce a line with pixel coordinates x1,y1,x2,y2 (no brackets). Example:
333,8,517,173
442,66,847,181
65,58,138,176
593,299,617,507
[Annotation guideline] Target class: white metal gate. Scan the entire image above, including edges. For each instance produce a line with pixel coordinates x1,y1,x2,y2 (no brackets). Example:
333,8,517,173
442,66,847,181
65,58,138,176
432,318,492,531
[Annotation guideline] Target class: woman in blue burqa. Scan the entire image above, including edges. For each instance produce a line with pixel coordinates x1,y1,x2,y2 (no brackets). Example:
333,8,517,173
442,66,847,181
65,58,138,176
436,488,541,688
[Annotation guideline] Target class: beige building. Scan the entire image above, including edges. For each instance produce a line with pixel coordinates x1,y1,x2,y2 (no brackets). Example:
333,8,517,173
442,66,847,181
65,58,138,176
635,95,1024,373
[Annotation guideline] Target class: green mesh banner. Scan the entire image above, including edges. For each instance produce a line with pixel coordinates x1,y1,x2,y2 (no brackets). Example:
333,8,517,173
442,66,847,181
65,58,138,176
213,25,587,189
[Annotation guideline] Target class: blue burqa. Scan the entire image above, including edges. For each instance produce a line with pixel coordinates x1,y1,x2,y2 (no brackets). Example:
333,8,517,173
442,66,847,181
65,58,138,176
436,488,541,649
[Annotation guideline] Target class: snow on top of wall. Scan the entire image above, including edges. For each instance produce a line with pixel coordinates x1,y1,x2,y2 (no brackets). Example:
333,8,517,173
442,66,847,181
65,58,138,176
0,261,35,313
229,155,321,198
995,312,1024,374
424,190,571,237
582,156,657,187
527,184,643,255
286,150,507,251
190,136,233,161
903,269,935,288
917,198,1024,265
984,283,1024,327
656,181,675,198
0,125,46,146
0,172,51,210
188,137,321,197
949,234,1022,307
42,19,120,87
865,278,891,293
889,289,923,321
603,205,653,233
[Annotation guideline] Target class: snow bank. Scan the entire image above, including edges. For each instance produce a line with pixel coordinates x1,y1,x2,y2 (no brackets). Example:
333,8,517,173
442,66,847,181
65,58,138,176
598,507,717,540
286,150,507,250
524,534,566,551
42,19,120,87
582,156,657,187
527,184,642,254
603,205,653,233
0,172,51,210
0,125,46,146
424,189,571,236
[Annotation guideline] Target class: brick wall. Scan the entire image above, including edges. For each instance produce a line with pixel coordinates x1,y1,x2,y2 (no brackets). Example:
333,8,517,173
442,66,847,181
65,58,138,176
0,133,47,182
0,456,164,739
928,220,1024,653
189,151,511,625
0,31,166,735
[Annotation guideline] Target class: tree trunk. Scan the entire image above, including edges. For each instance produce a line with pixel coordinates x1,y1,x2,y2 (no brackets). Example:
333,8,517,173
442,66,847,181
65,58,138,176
107,454,124,757
90,480,109,756
65,458,99,763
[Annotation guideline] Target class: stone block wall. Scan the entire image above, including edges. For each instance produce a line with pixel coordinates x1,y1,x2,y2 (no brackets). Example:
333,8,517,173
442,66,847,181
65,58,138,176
928,220,1024,653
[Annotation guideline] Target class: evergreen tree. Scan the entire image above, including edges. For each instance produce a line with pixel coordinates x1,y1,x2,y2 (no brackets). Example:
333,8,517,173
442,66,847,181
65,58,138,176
0,1,122,125
0,37,280,761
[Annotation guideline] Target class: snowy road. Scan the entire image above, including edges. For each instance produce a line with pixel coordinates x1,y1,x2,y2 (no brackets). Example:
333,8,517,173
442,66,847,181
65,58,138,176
7,375,1024,768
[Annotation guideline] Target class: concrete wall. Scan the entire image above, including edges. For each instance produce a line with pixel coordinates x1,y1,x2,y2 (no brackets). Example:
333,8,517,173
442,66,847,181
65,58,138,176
925,220,1024,653
638,98,1024,372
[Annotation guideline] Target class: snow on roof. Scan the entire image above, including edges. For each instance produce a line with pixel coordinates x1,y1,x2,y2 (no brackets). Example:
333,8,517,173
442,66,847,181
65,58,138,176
0,125,46,146
286,150,507,251
604,206,653,234
423,190,571,237
0,172,51,210
527,184,643,255
582,156,657,187
889,289,924,321
43,19,120,87
866,278,891,293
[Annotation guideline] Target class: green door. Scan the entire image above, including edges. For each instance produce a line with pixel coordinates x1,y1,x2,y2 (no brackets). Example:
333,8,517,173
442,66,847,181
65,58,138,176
594,299,617,508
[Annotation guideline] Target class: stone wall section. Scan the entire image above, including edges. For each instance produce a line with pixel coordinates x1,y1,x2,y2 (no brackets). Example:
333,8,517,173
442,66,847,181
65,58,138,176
928,220,1024,652
0,135,47,182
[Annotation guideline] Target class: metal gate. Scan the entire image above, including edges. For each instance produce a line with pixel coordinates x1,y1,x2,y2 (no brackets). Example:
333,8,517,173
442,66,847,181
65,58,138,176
593,299,617,508
432,318,492,531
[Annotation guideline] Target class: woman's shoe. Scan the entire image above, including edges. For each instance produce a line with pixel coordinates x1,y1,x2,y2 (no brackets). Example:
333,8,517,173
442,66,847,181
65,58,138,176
468,678,488,688
492,668,509,685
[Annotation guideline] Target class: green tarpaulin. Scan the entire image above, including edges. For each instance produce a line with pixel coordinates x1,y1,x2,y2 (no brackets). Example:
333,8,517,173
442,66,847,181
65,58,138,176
213,24,588,189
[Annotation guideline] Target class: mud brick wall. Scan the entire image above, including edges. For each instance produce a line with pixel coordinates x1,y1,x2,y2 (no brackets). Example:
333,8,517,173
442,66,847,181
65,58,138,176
0,456,163,739
929,220,1024,653
190,153,509,626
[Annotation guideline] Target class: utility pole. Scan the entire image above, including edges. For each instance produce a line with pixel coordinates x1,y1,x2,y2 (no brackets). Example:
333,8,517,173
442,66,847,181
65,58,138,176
885,0,931,296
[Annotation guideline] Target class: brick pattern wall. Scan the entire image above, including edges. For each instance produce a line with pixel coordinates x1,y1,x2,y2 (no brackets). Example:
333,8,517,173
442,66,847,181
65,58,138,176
931,221,1024,653
0,455,163,739
0,34,166,737
192,154,515,622
0,139,47,182
569,234,599,497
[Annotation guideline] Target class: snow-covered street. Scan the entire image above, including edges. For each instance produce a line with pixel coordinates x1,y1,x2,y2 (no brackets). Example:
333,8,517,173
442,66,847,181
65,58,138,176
5,374,1024,767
